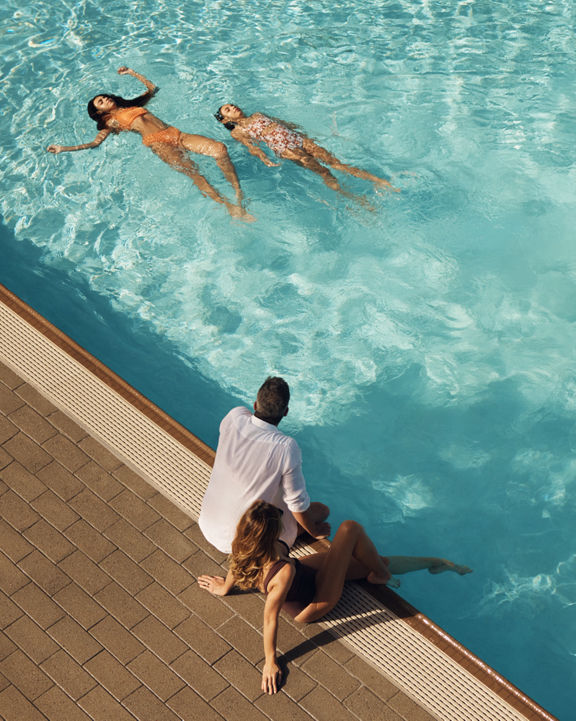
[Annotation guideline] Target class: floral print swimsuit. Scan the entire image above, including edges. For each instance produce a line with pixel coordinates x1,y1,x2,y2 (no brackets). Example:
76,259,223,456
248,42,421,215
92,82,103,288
245,115,303,155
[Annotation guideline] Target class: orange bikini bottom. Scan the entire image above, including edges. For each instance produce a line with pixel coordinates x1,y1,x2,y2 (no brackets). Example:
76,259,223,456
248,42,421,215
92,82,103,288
142,126,182,147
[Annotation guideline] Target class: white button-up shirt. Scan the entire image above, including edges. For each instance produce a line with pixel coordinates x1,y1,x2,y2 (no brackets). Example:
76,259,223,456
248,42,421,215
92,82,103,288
199,406,311,553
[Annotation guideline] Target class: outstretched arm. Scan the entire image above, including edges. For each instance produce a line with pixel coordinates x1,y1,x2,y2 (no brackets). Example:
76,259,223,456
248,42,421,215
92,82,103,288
261,565,293,694
117,66,158,104
47,128,111,154
230,128,280,167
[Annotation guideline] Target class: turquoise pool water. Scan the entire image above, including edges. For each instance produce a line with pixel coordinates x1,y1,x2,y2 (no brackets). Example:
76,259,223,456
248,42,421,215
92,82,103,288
2,1,575,717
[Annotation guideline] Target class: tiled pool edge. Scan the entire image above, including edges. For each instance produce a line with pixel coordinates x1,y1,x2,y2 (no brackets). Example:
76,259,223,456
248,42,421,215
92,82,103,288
0,282,557,721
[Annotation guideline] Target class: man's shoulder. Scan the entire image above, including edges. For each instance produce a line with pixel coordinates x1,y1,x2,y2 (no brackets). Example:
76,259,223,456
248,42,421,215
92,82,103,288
222,406,251,424
273,429,301,456
228,405,251,417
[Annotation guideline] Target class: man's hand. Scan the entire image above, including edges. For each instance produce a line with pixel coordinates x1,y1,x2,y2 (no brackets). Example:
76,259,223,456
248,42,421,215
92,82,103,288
47,144,63,154
312,520,331,539
117,66,133,75
293,502,331,540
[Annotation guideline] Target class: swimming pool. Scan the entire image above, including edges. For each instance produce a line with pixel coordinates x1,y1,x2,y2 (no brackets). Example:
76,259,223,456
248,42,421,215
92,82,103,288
2,1,575,717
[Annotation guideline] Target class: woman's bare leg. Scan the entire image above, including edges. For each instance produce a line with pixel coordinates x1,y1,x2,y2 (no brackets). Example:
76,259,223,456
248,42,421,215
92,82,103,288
149,143,253,219
293,157,356,198
295,520,389,622
286,149,374,208
302,138,398,191
180,133,244,207
388,557,472,575
148,143,245,217
301,551,471,585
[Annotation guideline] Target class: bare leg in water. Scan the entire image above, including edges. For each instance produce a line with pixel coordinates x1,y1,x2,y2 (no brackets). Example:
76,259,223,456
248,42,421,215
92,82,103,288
179,133,245,209
295,520,471,622
148,143,253,220
302,137,399,192
285,148,367,205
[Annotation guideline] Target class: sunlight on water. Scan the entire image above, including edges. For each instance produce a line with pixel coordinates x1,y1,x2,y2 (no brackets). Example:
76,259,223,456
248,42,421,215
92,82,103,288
2,1,576,716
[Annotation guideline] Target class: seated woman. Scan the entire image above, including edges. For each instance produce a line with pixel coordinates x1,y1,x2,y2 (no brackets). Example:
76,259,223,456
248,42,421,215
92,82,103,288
214,104,399,202
199,500,471,695
47,67,251,220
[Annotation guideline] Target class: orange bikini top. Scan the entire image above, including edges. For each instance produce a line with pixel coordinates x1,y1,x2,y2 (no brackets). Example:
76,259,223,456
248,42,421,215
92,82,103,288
109,106,148,130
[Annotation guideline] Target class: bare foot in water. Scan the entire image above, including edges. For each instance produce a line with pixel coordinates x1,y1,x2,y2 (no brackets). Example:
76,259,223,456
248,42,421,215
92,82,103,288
429,560,473,575
374,178,401,194
227,204,256,222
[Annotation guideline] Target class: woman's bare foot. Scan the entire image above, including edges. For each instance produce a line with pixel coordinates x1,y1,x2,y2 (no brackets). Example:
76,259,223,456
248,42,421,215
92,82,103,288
428,560,472,575
227,204,256,222
374,178,401,193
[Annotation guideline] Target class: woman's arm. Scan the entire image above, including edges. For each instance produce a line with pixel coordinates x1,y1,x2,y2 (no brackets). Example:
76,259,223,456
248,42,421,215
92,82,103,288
117,66,158,104
47,128,111,153
198,568,236,596
230,128,280,167
261,564,293,694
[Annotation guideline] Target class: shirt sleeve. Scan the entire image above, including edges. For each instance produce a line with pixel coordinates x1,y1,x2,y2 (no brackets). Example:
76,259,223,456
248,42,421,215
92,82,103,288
220,406,250,433
280,440,310,512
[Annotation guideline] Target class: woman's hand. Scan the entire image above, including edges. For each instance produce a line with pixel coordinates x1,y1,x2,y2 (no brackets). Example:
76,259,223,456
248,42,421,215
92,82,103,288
46,144,63,154
117,66,133,75
198,575,228,596
262,660,282,694
264,159,280,167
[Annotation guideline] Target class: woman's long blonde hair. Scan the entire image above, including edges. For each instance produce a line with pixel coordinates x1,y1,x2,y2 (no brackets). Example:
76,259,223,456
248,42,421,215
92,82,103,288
229,500,283,589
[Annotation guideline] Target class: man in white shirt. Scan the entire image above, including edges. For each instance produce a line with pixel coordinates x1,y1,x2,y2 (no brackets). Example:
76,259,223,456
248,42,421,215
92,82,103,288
199,377,330,554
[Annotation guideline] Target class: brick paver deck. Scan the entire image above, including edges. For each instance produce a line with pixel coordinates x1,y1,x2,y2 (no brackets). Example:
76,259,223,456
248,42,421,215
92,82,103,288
0,359,435,721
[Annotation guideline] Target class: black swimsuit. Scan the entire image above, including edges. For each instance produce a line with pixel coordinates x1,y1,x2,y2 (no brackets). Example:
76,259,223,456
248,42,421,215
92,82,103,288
263,543,317,618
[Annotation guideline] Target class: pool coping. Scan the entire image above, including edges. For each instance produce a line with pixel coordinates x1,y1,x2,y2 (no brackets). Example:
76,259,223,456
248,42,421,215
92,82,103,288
0,282,558,721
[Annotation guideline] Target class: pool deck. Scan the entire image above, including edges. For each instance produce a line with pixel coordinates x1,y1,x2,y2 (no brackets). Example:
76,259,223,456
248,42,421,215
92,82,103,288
0,283,558,721
0,360,440,721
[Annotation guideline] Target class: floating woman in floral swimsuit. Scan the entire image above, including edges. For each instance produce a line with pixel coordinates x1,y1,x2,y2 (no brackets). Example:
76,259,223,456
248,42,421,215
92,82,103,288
214,103,399,202
47,68,252,220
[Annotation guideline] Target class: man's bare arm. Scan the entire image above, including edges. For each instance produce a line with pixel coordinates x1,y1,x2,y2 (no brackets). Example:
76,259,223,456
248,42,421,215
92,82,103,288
292,503,330,539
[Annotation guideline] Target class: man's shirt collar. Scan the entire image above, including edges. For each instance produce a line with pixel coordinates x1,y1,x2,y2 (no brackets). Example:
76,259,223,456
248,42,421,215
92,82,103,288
251,414,280,432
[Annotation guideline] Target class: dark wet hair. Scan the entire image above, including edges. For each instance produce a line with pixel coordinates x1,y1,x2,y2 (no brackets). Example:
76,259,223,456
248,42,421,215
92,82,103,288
214,106,236,131
87,93,151,130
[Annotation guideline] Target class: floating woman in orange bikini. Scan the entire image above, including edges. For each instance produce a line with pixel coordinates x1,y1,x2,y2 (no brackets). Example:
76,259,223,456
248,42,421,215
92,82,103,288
214,103,399,202
47,68,252,220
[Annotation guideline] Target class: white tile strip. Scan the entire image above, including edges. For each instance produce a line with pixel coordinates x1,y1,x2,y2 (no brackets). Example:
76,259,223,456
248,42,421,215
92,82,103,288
0,293,556,721
0,301,211,518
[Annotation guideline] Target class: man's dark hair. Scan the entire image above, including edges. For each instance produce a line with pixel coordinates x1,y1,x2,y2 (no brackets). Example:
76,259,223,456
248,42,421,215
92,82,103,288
255,377,290,424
